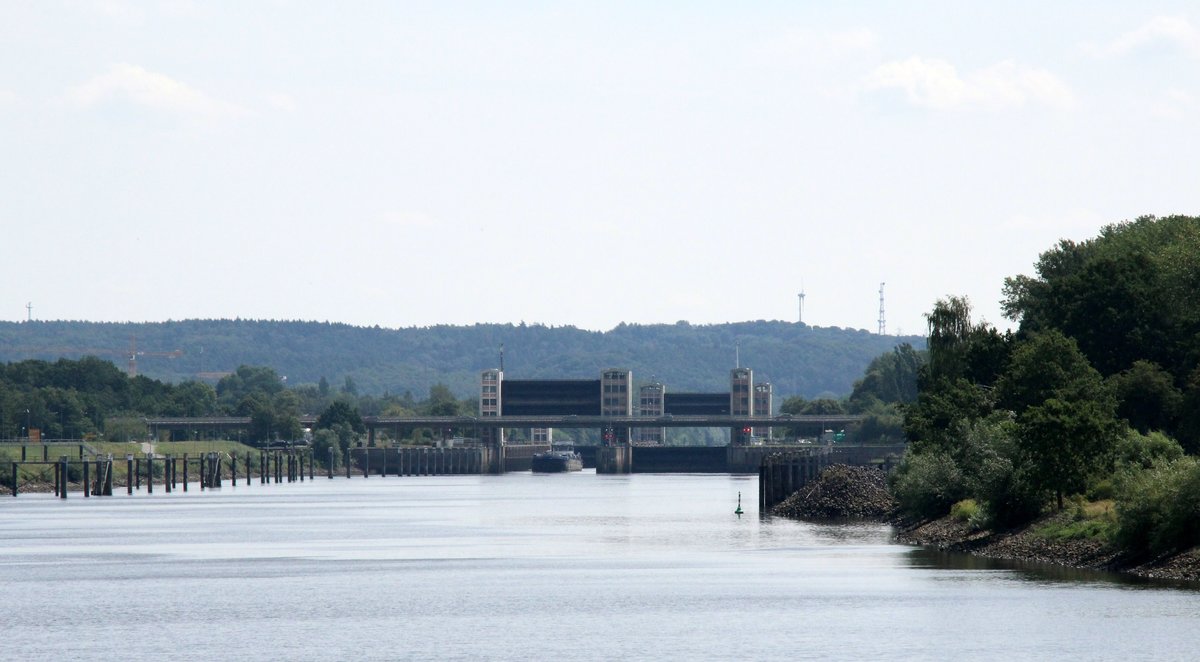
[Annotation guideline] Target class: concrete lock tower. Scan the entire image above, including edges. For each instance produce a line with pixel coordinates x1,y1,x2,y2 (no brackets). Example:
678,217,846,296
479,368,504,472
731,368,753,445
601,369,632,445
636,381,665,444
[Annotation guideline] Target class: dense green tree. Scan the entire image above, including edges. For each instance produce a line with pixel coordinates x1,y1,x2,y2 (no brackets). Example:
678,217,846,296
998,331,1120,509
1175,367,1200,454
217,366,286,412
848,344,924,412
1107,361,1181,434
310,428,340,467
903,377,992,452
1003,215,1200,381
167,381,217,417
925,296,977,381
424,384,462,417
316,400,365,433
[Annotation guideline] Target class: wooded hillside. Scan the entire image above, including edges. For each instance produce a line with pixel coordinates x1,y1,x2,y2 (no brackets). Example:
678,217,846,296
0,319,923,400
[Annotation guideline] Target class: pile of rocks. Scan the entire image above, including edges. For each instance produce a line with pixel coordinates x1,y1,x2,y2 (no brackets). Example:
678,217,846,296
771,464,896,520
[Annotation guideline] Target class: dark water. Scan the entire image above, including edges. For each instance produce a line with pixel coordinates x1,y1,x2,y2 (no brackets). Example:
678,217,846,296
2,472,1198,661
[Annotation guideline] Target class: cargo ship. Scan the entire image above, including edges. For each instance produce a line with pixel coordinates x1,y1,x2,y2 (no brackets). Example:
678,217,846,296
530,449,583,473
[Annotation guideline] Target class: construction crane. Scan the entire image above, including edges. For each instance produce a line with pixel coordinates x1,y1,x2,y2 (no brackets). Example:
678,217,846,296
11,337,183,377
125,336,183,377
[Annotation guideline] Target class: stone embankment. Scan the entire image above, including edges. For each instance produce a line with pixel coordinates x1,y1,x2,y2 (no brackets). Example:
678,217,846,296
894,512,1200,584
770,465,896,519
769,465,1200,584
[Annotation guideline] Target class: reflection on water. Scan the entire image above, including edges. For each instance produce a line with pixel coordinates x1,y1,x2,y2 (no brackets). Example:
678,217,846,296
3,472,1200,661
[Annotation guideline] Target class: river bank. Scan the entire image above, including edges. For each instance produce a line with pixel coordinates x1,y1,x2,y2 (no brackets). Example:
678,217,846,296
894,511,1200,585
770,464,1200,585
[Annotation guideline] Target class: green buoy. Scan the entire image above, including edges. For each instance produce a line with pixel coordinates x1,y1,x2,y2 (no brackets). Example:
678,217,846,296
734,491,744,518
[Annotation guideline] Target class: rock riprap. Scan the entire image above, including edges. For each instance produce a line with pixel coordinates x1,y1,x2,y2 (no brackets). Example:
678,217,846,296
770,464,896,520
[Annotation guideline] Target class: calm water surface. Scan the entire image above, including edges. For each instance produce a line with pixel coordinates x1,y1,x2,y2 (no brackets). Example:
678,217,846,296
2,471,1198,661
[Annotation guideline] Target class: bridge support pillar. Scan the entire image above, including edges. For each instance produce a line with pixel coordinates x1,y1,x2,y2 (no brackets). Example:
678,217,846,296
596,444,632,474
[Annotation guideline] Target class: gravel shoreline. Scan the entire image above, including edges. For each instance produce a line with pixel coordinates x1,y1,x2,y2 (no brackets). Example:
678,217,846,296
770,465,1200,585
893,512,1200,585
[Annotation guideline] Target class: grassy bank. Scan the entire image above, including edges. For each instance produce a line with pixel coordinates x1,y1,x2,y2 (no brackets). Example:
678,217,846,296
1,440,274,492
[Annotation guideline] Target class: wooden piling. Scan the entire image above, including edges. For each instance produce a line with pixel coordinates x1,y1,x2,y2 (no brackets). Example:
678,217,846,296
127,455,134,495
246,452,251,484
231,454,238,487
60,457,68,499
146,455,153,494
11,462,17,497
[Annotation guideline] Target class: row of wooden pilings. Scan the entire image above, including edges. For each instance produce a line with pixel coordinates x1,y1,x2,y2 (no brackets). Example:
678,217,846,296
9,448,315,498
758,447,833,513
338,446,487,478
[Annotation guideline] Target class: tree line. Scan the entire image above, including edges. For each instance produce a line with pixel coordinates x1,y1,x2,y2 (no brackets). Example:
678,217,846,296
893,215,1200,556
0,318,923,401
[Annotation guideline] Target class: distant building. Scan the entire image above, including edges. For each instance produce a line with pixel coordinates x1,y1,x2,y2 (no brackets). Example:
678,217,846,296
479,365,766,446
601,369,632,444
480,368,503,445
731,368,753,444
636,382,665,444
753,382,773,438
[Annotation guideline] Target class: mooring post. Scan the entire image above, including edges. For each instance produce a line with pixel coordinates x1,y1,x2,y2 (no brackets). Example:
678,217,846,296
328,447,334,479
363,448,369,478
127,455,133,495
146,454,153,495
164,456,171,493
11,462,18,497
345,448,351,479
308,450,314,480
183,453,189,491
60,457,68,499
246,452,251,484
231,454,238,487
83,460,90,497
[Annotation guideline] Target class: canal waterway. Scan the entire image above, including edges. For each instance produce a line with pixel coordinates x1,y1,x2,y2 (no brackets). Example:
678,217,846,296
2,472,1198,660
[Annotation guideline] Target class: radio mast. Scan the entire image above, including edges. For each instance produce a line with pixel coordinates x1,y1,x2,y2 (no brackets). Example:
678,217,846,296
878,283,886,335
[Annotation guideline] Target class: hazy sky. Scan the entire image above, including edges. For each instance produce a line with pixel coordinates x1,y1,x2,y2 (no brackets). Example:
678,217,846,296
3,2,1198,335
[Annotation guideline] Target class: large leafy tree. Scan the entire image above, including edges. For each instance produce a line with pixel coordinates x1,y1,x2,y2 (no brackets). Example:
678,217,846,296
1107,361,1181,434
1003,215,1200,380
997,331,1120,509
316,400,365,433
848,343,924,411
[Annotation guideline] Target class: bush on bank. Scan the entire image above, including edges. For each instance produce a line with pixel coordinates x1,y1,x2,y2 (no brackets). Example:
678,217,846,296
1114,456,1200,556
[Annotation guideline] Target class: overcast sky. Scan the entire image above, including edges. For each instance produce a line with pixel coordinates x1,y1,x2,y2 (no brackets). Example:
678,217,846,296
3,2,1197,335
